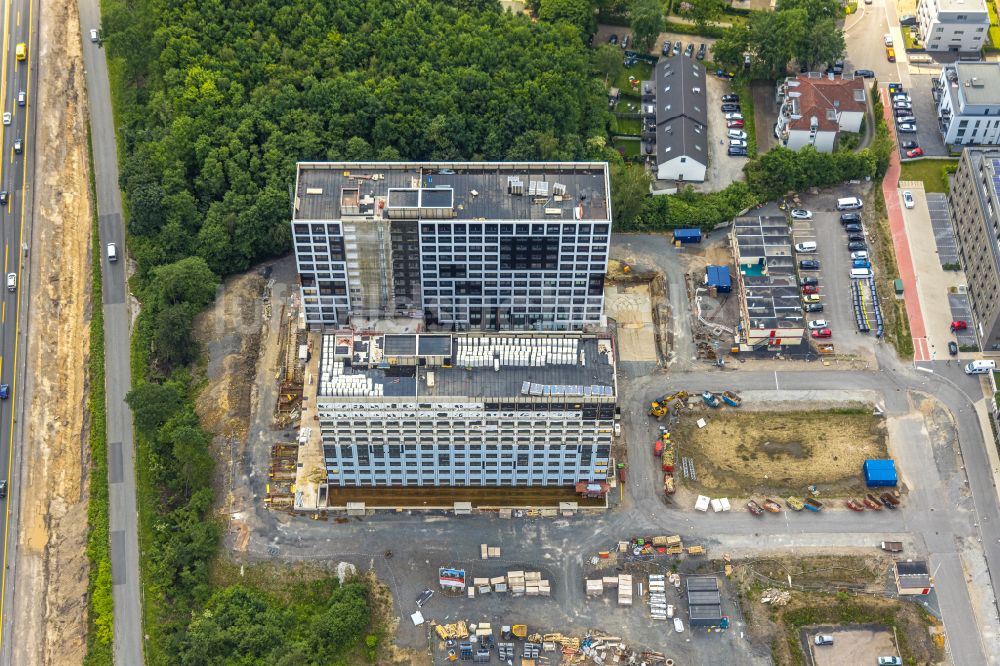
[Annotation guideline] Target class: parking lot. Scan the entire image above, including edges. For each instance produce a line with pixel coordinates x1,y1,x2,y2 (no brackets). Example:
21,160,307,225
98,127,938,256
948,292,978,348
804,627,898,666
703,67,748,192
789,191,881,356
926,193,959,266
895,75,948,158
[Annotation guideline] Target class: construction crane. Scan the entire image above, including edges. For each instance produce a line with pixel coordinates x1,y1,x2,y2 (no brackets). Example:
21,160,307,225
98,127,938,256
649,391,689,418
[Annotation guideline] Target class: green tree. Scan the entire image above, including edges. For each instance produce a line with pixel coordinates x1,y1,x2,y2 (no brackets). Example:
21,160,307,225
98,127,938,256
610,162,652,226
125,382,184,436
709,23,750,70
683,0,727,31
167,424,213,495
629,0,664,52
538,0,595,35
777,0,840,23
592,44,624,86
794,17,844,70
145,256,219,311
153,303,196,367
748,9,806,78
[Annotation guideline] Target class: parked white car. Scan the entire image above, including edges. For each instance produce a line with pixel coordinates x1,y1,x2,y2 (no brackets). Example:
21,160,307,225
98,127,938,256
851,250,869,260
724,112,743,121
808,320,828,330
666,604,674,618
790,208,813,220
902,190,915,208
727,129,747,140
673,617,684,633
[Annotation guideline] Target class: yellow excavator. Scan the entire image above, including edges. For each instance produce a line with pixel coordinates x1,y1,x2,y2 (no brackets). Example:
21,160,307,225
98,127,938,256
649,390,689,418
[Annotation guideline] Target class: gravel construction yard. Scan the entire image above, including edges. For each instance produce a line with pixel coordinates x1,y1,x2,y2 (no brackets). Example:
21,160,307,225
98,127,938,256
675,408,887,497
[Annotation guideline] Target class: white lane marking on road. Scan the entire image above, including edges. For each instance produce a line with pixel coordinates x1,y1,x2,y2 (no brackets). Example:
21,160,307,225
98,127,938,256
774,371,779,390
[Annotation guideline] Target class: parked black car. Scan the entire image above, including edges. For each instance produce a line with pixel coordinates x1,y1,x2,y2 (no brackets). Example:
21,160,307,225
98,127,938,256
840,213,862,224
847,234,865,242
684,43,694,57
662,40,672,56
721,103,741,112
949,341,959,355
722,93,740,103
899,14,917,25
900,140,919,149
848,241,868,251
728,146,748,156
608,34,618,44
805,303,824,312
802,277,819,286
799,260,821,270
844,223,862,232
855,69,875,78
696,43,706,60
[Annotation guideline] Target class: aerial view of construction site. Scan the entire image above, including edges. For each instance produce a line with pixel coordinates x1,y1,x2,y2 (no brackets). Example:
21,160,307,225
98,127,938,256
188,165,1000,666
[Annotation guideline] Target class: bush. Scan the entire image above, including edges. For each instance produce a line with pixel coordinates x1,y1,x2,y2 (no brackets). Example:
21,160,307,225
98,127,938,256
663,20,727,38
942,262,962,271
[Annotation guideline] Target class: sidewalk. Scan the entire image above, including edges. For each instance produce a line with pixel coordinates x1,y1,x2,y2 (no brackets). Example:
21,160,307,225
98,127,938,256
895,182,968,359
880,88,931,360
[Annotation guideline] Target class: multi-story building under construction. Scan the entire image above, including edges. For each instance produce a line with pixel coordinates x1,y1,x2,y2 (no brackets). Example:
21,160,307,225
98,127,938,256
290,162,612,332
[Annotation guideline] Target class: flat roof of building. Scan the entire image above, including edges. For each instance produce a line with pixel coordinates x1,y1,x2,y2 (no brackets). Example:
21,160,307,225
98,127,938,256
686,576,720,592
733,216,803,331
734,215,793,262
688,590,723,605
938,0,987,14
689,604,724,620
316,333,616,401
293,162,611,222
950,62,1000,107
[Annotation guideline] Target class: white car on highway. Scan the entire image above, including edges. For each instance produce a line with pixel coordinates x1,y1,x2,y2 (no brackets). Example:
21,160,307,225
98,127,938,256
2,112,10,126
902,190,915,209
790,208,812,220
808,320,828,330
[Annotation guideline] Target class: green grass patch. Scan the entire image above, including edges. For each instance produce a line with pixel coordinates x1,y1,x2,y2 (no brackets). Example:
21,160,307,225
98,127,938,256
83,127,113,666
871,188,914,360
612,116,642,136
989,0,999,26
613,61,655,94
899,158,958,193
902,27,923,50
615,137,642,158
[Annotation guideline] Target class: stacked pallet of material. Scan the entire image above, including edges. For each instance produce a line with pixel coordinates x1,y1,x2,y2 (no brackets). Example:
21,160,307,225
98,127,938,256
488,547,501,559
618,574,633,605
507,571,525,596
586,579,604,596
539,580,550,596
481,544,489,560
648,574,667,620
602,576,619,589
490,576,506,591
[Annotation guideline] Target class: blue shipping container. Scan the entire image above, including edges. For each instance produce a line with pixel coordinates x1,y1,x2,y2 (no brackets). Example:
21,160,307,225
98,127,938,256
705,265,732,293
863,459,898,487
674,228,703,243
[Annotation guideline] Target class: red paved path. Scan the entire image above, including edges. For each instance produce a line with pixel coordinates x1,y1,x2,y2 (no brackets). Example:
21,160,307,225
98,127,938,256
879,88,929,361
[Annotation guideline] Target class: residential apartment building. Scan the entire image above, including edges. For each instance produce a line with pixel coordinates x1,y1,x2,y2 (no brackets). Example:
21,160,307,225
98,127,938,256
917,0,989,52
314,332,617,487
775,74,867,153
291,162,612,331
936,62,1000,145
947,149,1000,348
643,58,708,182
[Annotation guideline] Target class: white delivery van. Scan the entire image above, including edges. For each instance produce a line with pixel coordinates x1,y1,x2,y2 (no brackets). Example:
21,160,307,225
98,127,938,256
837,196,864,210
965,360,997,375
795,241,817,253
850,267,872,279
107,243,117,262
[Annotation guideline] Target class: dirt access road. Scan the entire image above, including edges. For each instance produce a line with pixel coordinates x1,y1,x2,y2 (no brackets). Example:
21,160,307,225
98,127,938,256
10,0,92,662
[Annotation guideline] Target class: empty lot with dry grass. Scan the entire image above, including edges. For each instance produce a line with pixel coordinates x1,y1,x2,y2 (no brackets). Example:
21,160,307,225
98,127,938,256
675,407,887,498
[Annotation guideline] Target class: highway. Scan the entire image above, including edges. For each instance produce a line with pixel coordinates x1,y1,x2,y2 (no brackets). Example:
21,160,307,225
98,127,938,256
0,0,40,658
76,0,144,663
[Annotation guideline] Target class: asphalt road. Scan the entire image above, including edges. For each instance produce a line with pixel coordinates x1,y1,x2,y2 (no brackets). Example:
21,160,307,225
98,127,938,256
0,0,41,658
76,1,143,664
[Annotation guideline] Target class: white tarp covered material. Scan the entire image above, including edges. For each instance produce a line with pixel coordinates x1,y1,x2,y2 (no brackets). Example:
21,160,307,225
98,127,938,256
410,611,425,626
720,498,731,512
697,418,707,428
711,499,723,512
695,495,710,512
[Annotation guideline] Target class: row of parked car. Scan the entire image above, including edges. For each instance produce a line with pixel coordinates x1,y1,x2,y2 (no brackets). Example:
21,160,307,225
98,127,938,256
721,94,748,157
661,40,706,60
889,82,916,134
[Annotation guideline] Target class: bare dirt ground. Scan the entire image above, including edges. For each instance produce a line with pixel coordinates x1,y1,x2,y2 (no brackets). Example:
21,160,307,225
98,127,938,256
603,284,657,362
12,0,92,662
675,408,887,497
811,628,897,666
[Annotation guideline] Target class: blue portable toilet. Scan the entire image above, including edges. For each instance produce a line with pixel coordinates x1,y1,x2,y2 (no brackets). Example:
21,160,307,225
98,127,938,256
863,459,898,487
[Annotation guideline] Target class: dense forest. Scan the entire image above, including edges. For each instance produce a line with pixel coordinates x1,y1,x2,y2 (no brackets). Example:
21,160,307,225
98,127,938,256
104,0,611,278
